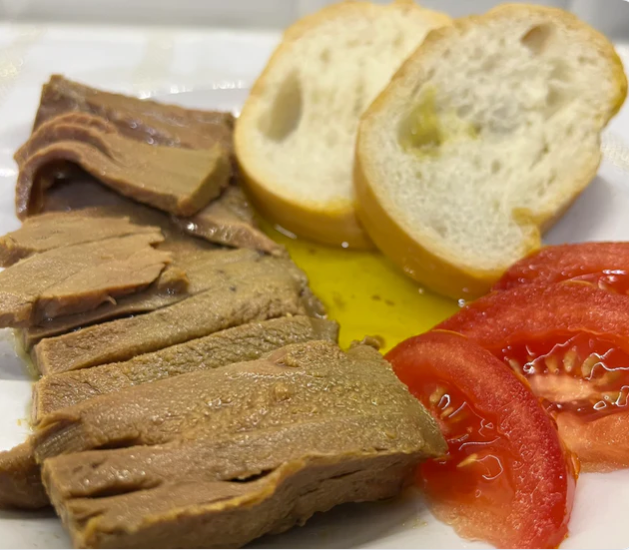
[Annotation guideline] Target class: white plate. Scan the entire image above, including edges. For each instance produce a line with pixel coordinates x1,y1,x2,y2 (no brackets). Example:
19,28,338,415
1,23,629,550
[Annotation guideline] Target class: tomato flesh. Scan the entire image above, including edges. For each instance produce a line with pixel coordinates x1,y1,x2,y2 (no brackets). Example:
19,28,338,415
387,331,575,549
494,242,629,294
439,283,629,471
419,380,517,508
502,332,629,419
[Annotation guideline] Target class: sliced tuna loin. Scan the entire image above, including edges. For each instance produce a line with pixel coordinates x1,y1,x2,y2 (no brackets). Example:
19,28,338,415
16,113,230,219
0,211,160,267
33,255,318,373
41,176,201,245
35,341,445,548
0,231,171,327
33,316,339,421
44,420,435,549
33,341,442,458
36,147,280,255
21,248,260,348
1,318,338,509
32,75,234,151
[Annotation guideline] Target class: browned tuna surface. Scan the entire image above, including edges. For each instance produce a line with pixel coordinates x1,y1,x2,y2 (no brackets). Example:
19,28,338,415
33,75,234,152
35,342,444,548
0,443,47,510
33,254,319,373
21,248,258,349
33,316,338,421
16,113,230,219
174,185,284,256
0,231,171,328
33,342,434,456
42,164,278,256
0,210,162,267
43,176,186,239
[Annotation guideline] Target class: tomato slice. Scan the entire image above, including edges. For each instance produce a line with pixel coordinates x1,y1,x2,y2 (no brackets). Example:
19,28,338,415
439,283,629,471
386,331,576,549
494,242,629,294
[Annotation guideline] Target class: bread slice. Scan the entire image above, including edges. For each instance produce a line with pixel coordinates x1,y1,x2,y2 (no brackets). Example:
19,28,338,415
235,0,451,248
355,4,627,297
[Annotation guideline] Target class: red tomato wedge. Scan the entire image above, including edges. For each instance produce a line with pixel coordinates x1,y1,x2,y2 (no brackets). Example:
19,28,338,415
494,242,629,294
439,283,629,471
386,331,576,549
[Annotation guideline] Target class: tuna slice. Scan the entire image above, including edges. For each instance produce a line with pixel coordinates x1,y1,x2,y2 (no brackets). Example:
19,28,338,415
0,210,160,267
40,157,278,255
0,443,47,509
26,77,276,254
34,341,445,547
15,113,230,219
42,175,199,245
33,316,339,421
33,254,319,373
0,231,171,328
32,74,234,152
21,248,260,349
173,185,284,256
0,318,337,510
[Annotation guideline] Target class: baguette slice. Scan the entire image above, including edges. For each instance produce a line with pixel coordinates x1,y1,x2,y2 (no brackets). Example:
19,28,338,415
356,4,627,297
235,0,451,248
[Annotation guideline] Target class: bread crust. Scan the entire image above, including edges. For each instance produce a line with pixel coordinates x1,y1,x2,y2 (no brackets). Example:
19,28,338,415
355,3,627,298
235,1,451,249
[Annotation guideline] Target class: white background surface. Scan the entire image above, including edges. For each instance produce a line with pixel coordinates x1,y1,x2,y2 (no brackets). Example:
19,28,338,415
1,1,629,548
0,0,622,28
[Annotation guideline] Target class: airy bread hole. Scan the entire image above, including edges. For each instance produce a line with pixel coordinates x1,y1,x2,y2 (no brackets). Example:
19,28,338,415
457,104,472,118
259,72,303,142
546,84,570,116
521,24,554,55
482,57,496,71
550,61,573,83
491,160,502,174
320,48,331,63
430,218,449,238
531,141,550,167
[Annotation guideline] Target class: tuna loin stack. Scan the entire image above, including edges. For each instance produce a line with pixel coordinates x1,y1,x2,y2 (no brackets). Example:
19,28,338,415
0,76,445,549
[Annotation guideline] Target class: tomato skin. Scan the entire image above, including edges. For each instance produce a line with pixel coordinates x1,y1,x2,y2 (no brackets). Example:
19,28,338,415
494,242,629,294
438,283,629,471
439,283,629,355
386,331,575,549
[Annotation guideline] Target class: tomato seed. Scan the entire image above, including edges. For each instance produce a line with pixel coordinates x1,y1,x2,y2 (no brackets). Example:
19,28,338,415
545,356,559,374
563,349,577,372
457,453,479,468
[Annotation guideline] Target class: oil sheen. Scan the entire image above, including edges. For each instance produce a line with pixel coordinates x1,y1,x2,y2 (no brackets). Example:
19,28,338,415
261,222,458,352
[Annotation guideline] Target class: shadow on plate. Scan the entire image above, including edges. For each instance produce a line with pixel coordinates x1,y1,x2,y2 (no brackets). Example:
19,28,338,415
0,507,56,521
250,487,430,549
